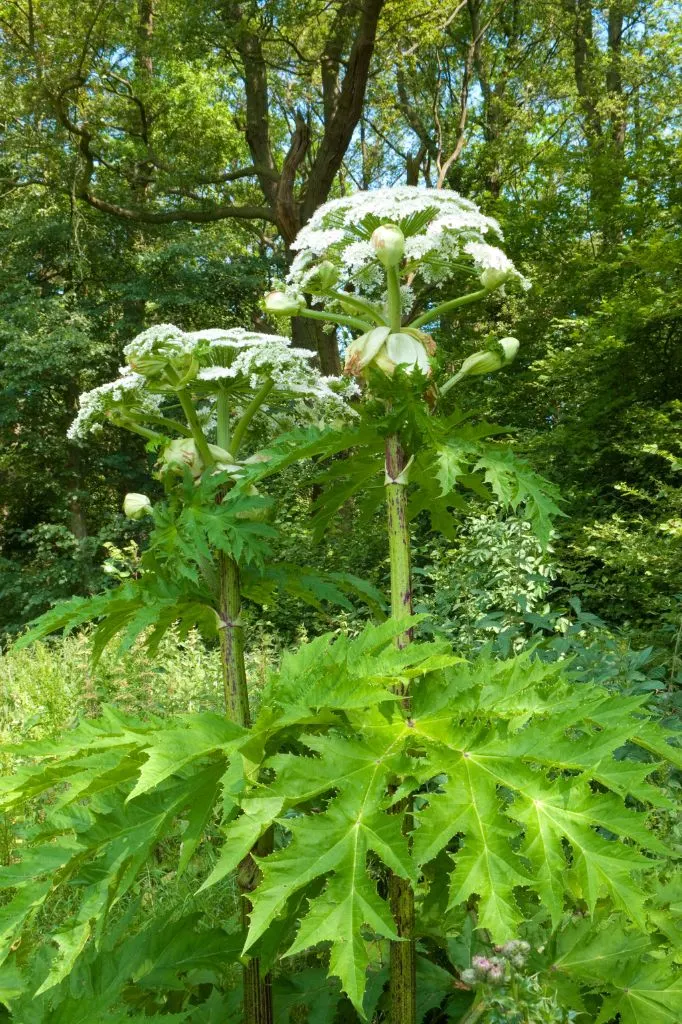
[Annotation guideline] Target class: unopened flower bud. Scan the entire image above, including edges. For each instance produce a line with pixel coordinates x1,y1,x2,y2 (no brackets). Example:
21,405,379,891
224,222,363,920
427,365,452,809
263,290,305,316
301,260,339,293
481,266,511,290
156,438,202,478
124,324,198,389
123,493,152,520
371,224,405,268
343,326,390,376
155,438,238,480
450,336,519,385
472,957,492,977
488,964,505,985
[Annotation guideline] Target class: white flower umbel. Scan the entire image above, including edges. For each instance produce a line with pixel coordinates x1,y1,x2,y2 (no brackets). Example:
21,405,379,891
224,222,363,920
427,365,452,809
463,242,529,291
68,373,163,440
263,186,532,385
70,325,356,447
287,186,529,302
123,323,202,380
196,329,354,414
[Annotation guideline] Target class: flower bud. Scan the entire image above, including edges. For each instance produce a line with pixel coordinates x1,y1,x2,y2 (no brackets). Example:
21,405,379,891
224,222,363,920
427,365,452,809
451,336,519,383
343,326,390,376
156,438,203,478
155,438,239,480
263,290,305,316
481,266,511,290
488,964,506,985
386,332,431,375
123,493,152,520
371,224,405,268
345,325,434,379
301,260,339,293
124,325,198,389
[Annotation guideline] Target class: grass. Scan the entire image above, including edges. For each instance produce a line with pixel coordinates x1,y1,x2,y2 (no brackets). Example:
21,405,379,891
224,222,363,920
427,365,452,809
0,627,282,989
0,625,280,750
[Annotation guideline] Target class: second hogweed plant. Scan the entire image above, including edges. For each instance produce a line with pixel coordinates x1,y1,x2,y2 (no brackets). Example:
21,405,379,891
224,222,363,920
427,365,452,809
2,188,682,1024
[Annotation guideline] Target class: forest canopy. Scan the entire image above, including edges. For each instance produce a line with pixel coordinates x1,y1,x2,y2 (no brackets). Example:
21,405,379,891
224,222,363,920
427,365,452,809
1,0,680,641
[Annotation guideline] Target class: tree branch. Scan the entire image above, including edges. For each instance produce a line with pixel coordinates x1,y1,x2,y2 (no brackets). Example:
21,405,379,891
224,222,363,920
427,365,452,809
275,108,310,243
76,190,276,224
233,21,279,206
302,0,386,219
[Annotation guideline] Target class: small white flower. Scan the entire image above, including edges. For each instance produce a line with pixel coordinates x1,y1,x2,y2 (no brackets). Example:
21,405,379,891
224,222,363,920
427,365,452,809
197,366,239,380
465,241,531,290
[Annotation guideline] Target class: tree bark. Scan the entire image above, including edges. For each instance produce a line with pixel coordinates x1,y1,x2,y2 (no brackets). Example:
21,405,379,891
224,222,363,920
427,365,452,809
100,1,386,370
563,0,626,244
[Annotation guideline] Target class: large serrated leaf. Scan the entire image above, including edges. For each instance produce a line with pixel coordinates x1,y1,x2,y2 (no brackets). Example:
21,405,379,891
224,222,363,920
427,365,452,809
243,724,416,1012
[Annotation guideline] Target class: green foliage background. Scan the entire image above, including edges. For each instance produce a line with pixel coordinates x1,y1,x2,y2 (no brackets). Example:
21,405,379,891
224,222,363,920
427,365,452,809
2,0,680,652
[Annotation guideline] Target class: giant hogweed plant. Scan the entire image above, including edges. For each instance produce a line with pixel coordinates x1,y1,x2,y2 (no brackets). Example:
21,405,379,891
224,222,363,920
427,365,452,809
2,324,379,1022
1,187,680,1024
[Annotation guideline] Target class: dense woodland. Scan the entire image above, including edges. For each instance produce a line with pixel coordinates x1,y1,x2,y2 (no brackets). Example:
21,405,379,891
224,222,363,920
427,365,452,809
1,0,680,646
0,2,681,1022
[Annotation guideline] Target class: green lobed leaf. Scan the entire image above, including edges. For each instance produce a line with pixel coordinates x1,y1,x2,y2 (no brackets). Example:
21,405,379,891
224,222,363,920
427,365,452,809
242,721,416,1013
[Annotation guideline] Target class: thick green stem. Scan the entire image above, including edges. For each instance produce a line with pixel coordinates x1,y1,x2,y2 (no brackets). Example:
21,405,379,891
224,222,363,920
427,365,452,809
219,550,273,1024
141,413,193,437
230,378,274,457
386,265,403,332
326,289,388,325
114,418,164,442
385,433,416,1024
217,391,231,452
408,287,491,330
177,389,215,466
216,389,273,1024
238,828,274,1024
459,999,488,1024
242,945,274,1024
218,553,250,727
385,436,413,647
298,305,372,333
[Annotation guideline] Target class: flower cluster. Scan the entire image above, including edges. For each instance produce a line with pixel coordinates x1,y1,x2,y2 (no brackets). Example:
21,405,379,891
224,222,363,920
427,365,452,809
461,956,507,987
461,943,573,1024
286,186,529,302
68,326,356,442
67,373,163,440
198,328,355,412
460,941,531,987
123,323,201,387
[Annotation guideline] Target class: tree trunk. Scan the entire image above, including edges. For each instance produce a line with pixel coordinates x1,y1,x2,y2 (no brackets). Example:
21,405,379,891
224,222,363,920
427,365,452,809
564,0,626,246
291,316,341,375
